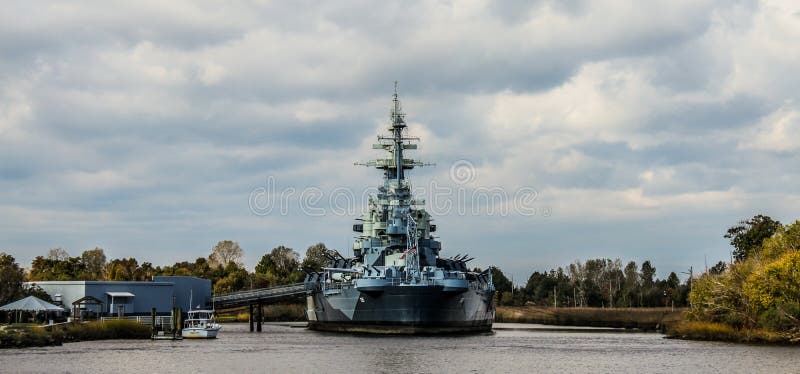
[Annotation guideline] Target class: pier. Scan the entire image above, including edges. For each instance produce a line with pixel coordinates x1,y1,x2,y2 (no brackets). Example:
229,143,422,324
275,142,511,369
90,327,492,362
211,283,305,332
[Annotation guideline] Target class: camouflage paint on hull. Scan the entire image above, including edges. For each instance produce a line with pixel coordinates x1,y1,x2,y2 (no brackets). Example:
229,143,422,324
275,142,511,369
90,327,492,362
306,285,494,334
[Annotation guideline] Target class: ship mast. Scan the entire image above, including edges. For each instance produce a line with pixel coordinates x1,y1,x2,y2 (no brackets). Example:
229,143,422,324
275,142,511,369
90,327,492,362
354,82,433,281
391,81,405,183
355,82,430,179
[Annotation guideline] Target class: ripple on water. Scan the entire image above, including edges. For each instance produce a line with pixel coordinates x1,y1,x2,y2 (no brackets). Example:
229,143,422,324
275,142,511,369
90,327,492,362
1,323,798,373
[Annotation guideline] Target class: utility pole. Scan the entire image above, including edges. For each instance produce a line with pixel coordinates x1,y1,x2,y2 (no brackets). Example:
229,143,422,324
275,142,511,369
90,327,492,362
689,266,693,308
553,286,557,308
681,266,694,308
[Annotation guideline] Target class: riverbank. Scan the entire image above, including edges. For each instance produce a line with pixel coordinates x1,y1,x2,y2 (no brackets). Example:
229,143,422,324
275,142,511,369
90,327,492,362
0,320,150,349
216,304,686,331
496,306,686,331
665,321,799,345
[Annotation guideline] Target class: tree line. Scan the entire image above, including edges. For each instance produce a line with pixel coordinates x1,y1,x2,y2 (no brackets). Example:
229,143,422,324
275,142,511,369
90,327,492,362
489,257,693,308
0,241,336,304
2,239,696,310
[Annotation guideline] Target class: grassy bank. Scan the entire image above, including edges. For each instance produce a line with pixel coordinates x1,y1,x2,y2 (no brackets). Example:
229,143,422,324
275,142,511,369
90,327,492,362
215,304,684,331
0,320,151,349
666,321,796,344
216,303,306,323
496,306,685,331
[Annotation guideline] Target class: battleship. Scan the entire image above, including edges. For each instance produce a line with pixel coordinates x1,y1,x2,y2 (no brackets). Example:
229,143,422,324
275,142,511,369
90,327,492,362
303,84,495,333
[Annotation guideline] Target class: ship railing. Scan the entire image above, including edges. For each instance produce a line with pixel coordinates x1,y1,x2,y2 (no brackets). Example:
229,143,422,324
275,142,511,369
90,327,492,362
322,281,354,291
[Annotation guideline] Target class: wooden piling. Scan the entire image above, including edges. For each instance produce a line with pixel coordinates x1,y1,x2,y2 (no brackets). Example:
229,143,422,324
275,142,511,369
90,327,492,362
151,308,156,338
171,308,176,340
249,304,254,332
177,307,182,335
256,301,263,332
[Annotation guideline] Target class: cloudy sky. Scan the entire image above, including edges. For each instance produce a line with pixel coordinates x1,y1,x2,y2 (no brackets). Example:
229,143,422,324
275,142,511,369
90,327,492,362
2,0,799,283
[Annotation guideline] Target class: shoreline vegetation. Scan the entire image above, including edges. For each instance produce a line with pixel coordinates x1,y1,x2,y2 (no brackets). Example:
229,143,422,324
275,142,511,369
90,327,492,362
665,321,794,344
0,320,150,349
495,306,685,331
670,216,800,345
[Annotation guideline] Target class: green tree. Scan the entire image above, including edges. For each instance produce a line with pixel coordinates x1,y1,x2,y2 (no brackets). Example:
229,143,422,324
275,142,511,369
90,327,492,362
665,272,682,306
0,253,25,304
622,261,639,307
709,261,727,275
21,284,52,302
255,246,302,285
491,267,513,305
640,261,655,289
301,243,334,273
639,260,657,306
725,214,781,262
81,247,107,280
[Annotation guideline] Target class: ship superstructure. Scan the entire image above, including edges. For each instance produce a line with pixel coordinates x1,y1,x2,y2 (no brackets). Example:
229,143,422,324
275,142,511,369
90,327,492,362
304,83,495,333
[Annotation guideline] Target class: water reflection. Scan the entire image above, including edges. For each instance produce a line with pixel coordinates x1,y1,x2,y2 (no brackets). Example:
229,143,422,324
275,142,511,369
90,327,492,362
1,323,798,373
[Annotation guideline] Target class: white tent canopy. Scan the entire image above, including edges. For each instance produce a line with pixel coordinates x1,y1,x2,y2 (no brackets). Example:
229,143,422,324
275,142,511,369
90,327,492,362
0,296,65,312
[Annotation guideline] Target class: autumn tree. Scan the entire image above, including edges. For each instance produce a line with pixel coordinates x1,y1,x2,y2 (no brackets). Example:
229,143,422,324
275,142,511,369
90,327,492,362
209,240,244,268
213,262,250,294
106,258,147,281
29,255,86,281
47,247,69,261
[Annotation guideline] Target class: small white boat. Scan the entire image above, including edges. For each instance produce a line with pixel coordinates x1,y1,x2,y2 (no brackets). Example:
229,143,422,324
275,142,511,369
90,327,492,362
182,310,222,339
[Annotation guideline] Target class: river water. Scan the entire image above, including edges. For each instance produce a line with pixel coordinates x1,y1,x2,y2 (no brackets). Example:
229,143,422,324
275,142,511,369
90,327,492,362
1,323,797,373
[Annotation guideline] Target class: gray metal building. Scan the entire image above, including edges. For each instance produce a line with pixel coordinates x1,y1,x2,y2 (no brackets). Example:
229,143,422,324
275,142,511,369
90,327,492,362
27,276,211,316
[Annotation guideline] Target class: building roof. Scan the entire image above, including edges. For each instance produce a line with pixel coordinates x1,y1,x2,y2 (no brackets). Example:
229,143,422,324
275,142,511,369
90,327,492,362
106,291,136,297
24,281,173,287
0,296,65,312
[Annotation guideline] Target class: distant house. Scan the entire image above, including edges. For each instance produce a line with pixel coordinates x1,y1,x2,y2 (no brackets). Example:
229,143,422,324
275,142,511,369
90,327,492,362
25,276,211,316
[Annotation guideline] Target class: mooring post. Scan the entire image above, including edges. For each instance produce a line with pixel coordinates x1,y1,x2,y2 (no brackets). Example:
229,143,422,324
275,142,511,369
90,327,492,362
151,307,156,338
256,301,263,332
177,307,183,335
249,304,254,332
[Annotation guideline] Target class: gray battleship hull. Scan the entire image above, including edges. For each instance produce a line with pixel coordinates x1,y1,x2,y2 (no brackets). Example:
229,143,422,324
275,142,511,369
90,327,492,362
306,285,494,334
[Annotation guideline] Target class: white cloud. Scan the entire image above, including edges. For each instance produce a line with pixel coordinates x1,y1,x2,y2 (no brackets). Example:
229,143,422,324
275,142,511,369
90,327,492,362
1,0,799,281
741,107,800,152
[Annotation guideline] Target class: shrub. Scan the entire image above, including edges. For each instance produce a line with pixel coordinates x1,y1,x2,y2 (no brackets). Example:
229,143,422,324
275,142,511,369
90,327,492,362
668,321,738,341
63,320,150,341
